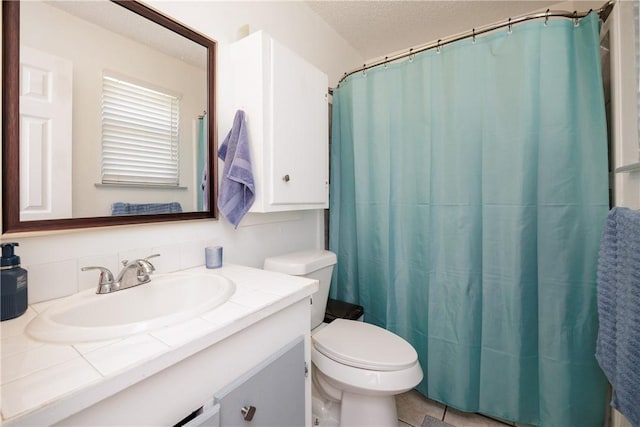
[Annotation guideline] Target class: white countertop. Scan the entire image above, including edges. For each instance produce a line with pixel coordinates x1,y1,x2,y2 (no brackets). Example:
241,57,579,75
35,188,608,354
0,264,317,426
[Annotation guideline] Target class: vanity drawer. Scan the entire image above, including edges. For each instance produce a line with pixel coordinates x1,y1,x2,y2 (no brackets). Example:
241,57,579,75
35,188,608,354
183,404,221,427
215,336,305,426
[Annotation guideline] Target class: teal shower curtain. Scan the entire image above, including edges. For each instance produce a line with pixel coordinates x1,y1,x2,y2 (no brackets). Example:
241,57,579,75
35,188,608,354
329,13,609,427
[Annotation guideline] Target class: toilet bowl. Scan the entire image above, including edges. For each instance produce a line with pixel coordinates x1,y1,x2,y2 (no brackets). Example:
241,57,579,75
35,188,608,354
264,250,423,427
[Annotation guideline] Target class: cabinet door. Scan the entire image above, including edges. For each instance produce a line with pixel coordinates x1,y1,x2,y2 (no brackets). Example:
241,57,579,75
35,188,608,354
270,40,328,206
215,337,305,426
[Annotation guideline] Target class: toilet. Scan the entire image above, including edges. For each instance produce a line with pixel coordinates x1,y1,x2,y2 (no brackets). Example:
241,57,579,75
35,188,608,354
264,249,423,427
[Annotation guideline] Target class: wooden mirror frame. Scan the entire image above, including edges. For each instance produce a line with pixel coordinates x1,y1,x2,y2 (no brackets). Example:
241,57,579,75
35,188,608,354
2,0,217,234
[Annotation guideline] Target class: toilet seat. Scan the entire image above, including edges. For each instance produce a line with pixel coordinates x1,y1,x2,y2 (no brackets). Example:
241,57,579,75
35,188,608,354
312,319,418,371
311,346,423,396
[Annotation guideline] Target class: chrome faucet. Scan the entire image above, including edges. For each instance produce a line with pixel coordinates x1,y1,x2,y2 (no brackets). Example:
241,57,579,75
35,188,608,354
82,254,160,294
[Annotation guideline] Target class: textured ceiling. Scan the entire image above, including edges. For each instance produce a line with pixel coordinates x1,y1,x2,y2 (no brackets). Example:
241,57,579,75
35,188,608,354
306,1,579,61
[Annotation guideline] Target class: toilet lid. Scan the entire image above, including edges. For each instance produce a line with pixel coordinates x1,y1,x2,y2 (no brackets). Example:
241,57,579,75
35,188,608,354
312,319,418,371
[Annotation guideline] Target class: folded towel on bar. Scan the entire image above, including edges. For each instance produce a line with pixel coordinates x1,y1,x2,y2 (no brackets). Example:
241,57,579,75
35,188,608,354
217,110,255,228
111,202,183,216
596,207,640,426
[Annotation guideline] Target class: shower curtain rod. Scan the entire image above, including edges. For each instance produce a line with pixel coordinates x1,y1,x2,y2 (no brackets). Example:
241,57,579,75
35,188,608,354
335,0,614,87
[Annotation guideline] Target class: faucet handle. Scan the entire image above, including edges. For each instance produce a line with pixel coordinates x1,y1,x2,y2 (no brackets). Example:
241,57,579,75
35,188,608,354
121,254,159,267
141,254,160,272
81,266,115,294
135,254,160,280
81,266,114,283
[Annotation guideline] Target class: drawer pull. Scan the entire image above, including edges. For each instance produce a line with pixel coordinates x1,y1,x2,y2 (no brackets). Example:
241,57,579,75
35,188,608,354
282,174,290,182
241,405,256,421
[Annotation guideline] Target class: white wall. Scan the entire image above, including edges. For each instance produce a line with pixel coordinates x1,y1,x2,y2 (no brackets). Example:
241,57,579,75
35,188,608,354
0,1,363,305
609,0,640,212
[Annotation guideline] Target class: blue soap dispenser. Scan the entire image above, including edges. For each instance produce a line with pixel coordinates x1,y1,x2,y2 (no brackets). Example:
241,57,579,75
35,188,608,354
1,242,28,321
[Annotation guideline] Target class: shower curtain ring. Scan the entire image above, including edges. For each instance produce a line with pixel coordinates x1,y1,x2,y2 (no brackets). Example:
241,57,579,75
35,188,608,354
384,56,388,69
472,29,476,44
573,11,579,27
436,39,441,54
409,48,414,62
508,18,513,34
545,9,550,26
362,64,367,76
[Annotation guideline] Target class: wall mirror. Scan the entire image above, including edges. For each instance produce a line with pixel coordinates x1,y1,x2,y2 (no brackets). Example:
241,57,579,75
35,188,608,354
2,0,217,233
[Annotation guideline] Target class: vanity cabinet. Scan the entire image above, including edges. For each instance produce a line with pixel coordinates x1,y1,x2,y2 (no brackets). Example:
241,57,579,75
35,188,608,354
215,337,305,426
53,299,312,427
230,31,329,212
183,338,304,427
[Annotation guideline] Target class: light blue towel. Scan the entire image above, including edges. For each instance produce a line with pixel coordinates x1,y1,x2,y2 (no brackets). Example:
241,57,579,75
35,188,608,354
217,110,255,228
111,202,182,215
596,207,640,427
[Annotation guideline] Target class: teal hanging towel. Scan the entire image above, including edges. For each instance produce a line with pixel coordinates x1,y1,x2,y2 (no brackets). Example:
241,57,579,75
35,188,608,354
330,12,609,427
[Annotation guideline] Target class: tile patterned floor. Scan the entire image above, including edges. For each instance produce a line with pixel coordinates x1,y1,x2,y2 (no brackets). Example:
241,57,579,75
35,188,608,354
396,390,520,427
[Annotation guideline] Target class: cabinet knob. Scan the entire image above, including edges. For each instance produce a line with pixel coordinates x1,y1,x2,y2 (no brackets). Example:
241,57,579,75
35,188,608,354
241,405,256,421
282,174,291,182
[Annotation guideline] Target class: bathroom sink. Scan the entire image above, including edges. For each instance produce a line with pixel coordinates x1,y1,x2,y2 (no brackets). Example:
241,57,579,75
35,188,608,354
26,272,235,344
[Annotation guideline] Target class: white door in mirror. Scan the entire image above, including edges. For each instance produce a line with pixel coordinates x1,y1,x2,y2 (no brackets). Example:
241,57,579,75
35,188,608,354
19,46,72,221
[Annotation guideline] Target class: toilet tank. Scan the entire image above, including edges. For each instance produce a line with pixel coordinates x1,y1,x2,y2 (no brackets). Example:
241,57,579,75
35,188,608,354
264,250,337,329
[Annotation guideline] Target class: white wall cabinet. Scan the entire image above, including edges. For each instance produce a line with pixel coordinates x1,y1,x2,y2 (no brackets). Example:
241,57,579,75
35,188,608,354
231,31,329,212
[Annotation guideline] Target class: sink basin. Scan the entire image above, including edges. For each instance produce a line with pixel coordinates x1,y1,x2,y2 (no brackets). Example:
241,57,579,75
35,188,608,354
27,272,235,344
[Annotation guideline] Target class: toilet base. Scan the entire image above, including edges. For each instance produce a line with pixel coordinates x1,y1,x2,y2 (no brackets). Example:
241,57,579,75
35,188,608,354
312,354,416,427
312,392,398,427
312,393,340,427
340,392,398,427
